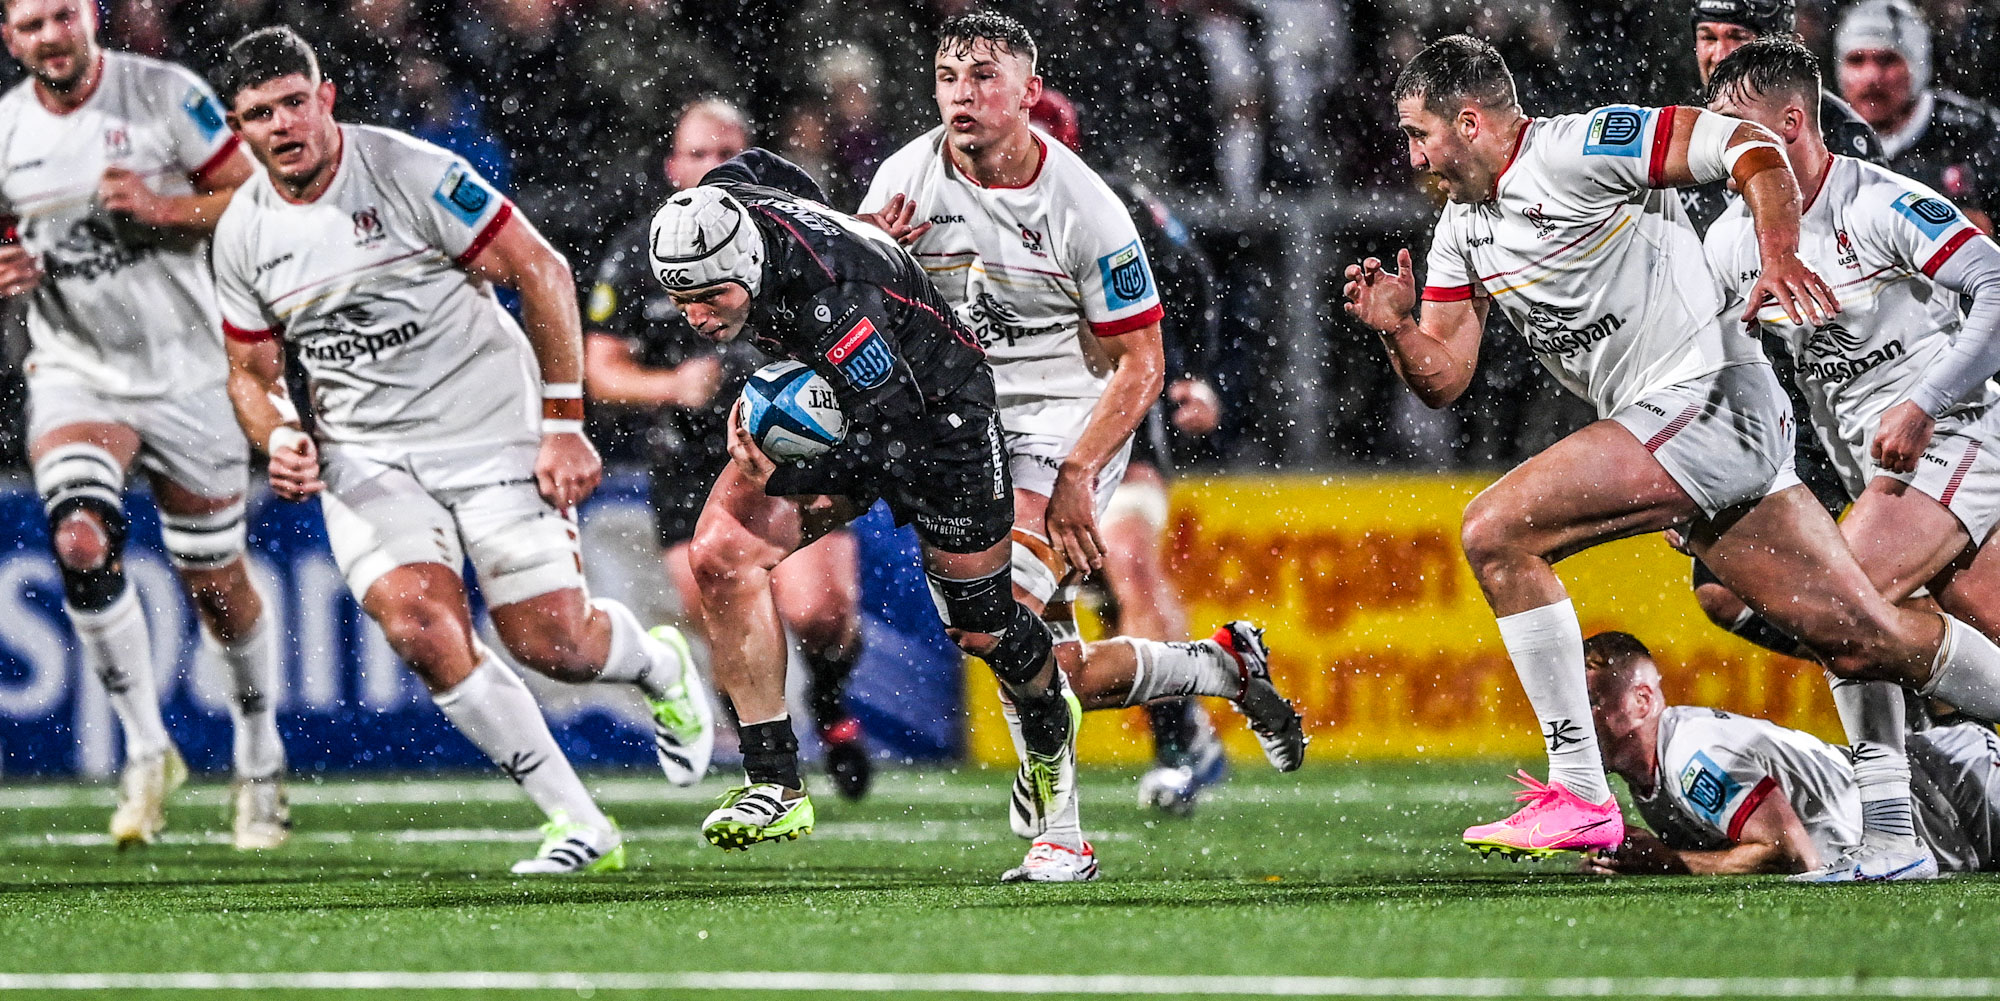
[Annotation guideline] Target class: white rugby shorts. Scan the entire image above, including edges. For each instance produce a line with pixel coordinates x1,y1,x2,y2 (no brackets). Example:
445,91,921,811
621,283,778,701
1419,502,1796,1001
318,439,584,607
26,367,249,500
1870,406,2000,545
1611,362,1801,520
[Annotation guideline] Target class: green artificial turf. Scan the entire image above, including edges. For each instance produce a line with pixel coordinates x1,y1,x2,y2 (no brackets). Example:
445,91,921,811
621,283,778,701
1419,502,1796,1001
0,762,1995,999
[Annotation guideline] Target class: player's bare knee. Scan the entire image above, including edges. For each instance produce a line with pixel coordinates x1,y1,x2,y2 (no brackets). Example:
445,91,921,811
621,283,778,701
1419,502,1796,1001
1458,504,1527,582
689,527,770,595
786,593,856,653
52,511,112,571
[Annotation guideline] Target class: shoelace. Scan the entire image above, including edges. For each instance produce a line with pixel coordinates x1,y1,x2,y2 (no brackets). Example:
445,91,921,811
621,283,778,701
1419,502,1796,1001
653,690,699,733
716,785,788,822
1506,769,1565,808
1024,755,1060,806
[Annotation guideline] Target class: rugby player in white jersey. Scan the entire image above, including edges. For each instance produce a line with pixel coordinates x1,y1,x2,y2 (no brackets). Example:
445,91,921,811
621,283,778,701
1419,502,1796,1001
207,27,714,874
1343,34,2000,869
1702,38,2000,880
0,0,286,849
860,10,1305,877
1580,632,2000,877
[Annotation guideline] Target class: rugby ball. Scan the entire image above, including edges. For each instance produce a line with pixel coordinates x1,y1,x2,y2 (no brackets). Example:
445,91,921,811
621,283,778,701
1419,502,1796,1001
740,361,847,461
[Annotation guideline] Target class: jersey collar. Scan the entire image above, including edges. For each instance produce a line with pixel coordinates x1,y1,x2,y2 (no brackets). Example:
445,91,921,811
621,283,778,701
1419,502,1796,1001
942,130,1047,190
1486,117,1534,203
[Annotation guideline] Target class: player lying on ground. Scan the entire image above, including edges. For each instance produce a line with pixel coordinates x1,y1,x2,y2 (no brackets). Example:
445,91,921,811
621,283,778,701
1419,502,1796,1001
651,146,1100,882
1696,38,2000,880
859,12,1304,863
1342,34,2000,872
585,97,875,800
1581,631,2000,877
0,0,286,849
210,26,713,875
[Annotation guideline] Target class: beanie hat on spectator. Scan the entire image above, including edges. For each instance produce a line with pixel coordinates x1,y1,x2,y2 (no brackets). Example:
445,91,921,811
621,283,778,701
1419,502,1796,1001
1837,0,1931,94
1030,89,1082,152
648,187,765,297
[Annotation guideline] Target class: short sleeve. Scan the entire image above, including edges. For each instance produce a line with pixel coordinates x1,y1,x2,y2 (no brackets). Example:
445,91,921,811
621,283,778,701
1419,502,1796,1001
1543,106,1681,196
1662,730,1779,841
160,66,240,184
1065,181,1164,337
1861,179,1984,279
1421,210,1478,303
212,210,279,343
393,140,514,267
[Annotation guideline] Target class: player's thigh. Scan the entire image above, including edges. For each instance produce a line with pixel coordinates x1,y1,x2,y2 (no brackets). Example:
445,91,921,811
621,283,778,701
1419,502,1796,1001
1462,418,1699,565
1839,477,1971,602
1100,465,1171,591
772,527,859,628
319,464,465,608
1691,484,1897,646
24,373,143,470
689,463,812,582
1934,532,2000,640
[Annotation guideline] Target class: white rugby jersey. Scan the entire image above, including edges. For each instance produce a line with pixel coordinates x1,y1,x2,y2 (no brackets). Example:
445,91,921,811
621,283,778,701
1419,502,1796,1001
860,126,1163,428
1706,156,1997,493
212,125,535,450
0,50,241,396
1633,706,1860,864
1422,106,1763,418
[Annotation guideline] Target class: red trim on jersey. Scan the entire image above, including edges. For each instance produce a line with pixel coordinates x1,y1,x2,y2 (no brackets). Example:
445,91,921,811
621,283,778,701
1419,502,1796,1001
1923,226,1982,278
269,247,427,307
1725,776,1778,841
1088,303,1164,337
453,200,515,267
1647,106,1679,189
752,205,837,282
191,134,243,187
943,132,1047,190
1800,152,1836,214
1487,118,1534,201
222,319,277,343
1476,206,1622,284
1422,284,1476,302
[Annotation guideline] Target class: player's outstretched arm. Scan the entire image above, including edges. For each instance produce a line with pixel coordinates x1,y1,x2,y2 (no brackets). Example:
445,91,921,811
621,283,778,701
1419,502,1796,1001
462,211,603,511
582,332,724,409
1583,791,1815,876
1650,107,1837,327
1052,322,1165,573
1342,248,1485,409
224,335,322,500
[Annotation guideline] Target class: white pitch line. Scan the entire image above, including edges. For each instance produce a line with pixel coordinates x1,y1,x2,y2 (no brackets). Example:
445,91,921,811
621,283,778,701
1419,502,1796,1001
1,820,1137,850
0,971,1996,997
0,775,1481,810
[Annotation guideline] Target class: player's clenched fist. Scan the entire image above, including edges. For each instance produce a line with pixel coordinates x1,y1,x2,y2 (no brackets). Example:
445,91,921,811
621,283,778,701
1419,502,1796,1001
724,399,776,487
0,244,42,297
535,430,603,511
97,167,170,227
1342,248,1419,335
265,426,324,500
1870,400,1935,475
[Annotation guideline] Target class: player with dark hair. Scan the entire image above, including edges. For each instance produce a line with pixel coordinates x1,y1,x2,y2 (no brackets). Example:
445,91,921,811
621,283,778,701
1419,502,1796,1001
1581,632,2000,877
585,97,875,799
1702,37,2000,880
1344,33,2000,869
211,25,715,874
860,10,1304,872
0,0,284,849
1029,88,1234,815
650,148,1091,882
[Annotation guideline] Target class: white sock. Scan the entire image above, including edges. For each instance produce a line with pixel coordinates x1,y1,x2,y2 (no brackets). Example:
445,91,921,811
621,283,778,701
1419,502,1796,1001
1038,671,1085,852
1921,614,2000,723
216,614,287,780
431,654,608,831
1495,599,1610,803
1828,675,1916,840
1121,638,1241,705
71,588,171,761
590,598,684,701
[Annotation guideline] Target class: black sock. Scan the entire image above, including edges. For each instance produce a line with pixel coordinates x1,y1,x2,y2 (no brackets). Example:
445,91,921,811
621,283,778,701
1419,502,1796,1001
1146,698,1198,769
804,643,859,730
738,717,802,790
1011,680,1071,759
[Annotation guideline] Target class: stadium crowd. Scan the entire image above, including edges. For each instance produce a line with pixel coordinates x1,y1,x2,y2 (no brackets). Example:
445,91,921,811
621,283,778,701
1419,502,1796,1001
1,0,1998,473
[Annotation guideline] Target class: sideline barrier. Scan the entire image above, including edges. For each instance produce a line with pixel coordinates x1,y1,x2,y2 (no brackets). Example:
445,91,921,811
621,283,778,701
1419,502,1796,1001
966,474,1838,766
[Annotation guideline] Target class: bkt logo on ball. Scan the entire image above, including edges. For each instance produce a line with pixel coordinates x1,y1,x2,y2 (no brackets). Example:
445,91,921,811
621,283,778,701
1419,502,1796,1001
741,361,848,461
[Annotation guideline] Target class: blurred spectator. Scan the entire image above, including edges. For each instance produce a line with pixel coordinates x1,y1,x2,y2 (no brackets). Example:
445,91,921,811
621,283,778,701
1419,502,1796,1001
815,42,894,206
1836,0,2000,233
399,53,511,193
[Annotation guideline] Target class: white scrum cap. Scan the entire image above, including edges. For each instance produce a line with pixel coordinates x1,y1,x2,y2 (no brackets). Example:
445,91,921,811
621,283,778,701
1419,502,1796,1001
648,186,765,296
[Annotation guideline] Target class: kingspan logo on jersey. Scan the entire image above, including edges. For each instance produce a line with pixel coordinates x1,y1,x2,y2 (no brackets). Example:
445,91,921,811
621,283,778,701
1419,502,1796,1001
297,303,422,365
966,292,1060,348
45,218,153,282
1520,304,1623,356
1800,321,1903,383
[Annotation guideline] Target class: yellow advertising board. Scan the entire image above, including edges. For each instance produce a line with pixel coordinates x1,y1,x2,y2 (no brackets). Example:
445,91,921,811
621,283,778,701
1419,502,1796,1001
964,473,1840,765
